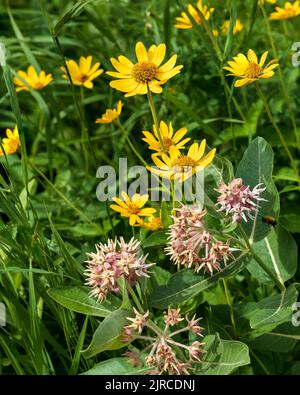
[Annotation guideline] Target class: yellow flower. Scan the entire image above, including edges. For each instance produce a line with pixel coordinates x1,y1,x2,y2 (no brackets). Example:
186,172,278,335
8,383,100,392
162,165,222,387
136,215,163,231
269,1,300,20
223,49,279,87
110,192,156,226
106,42,183,97
142,121,191,155
258,0,276,5
96,101,123,124
213,20,244,37
175,0,214,29
61,56,103,89
0,126,20,156
174,12,193,29
14,66,53,92
222,19,244,35
148,141,216,182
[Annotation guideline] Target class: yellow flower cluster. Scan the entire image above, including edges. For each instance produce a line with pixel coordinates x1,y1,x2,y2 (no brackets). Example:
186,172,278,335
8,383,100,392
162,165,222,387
0,127,20,156
14,56,103,92
269,1,300,20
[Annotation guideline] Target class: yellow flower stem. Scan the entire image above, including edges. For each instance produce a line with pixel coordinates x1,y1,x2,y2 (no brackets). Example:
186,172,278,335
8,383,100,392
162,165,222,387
146,87,166,154
117,120,148,167
222,278,237,338
255,83,299,183
261,6,300,151
80,86,89,171
117,120,172,200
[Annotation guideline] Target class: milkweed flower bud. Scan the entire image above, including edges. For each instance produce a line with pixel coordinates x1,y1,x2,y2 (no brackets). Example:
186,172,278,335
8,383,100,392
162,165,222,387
215,178,266,223
85,237,154,302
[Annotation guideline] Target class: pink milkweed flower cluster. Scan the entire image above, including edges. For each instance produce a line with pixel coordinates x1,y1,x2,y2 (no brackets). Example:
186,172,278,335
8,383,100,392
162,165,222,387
165,205,236,274
215,178,266,223
123,307,205,375
84,237,153,302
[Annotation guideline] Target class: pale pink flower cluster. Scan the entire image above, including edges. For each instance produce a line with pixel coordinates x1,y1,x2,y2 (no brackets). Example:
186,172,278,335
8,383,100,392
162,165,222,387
85,237,153,302
215,178,266,223
165,205,236,274
123,308,204,375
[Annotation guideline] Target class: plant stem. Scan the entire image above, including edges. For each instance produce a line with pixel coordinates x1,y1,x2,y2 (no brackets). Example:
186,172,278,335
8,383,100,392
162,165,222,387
238,224,285,292
255,83,299,183
222,278,237,338
117,120,148,167
147,87,166,154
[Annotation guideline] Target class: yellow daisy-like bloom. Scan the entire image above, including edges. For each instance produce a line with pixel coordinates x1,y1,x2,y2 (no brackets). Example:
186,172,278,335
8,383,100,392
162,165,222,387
110,192,156,226
142,121,191,155
213,19,244,37
14,66,53,92
0,126,20,156
258,0,276,5
61,56,103,89
175,0,214,29
148,141,216,182
106,42,183,97
224,49,279,88
96,101,123,124
269,1,300,20
136,216,163,231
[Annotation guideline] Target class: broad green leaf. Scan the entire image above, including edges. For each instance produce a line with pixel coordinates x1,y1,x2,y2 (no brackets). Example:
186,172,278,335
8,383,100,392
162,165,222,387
82,308,132,358
142,231,167,248
82,357,151,375
197,335,250,375
149,252,249,309
280,214,300,233
245,322,300,353
48,286,121,317
247,226,297,285
236,137,280,242
243,284,298,332
69,223,102,237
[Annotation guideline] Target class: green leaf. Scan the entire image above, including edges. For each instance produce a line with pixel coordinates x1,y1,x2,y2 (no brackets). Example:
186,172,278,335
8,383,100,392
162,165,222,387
82,357,151,375
236,137,280,242
246,284,298,332
197,335,250,375
149,252,249,309
53,0,96,36
247,226,297,285
69,223,102,237
245,322,300,353
82,308,132,358
142,231,167,248
48,286,121,317
280,214,300,233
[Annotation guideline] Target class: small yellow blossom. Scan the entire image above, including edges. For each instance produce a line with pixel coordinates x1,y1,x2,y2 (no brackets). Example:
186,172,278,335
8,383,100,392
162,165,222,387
61,56,103,89
96,101,123,124
269,1,300,20
136,216,163,231
0,126,20,156
175,0,214,29
258,0,276,5
14,66,53,92
106,42,183,97
110,192,156,226
142,121,190,156
148,140,216,182
224,49,279,87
